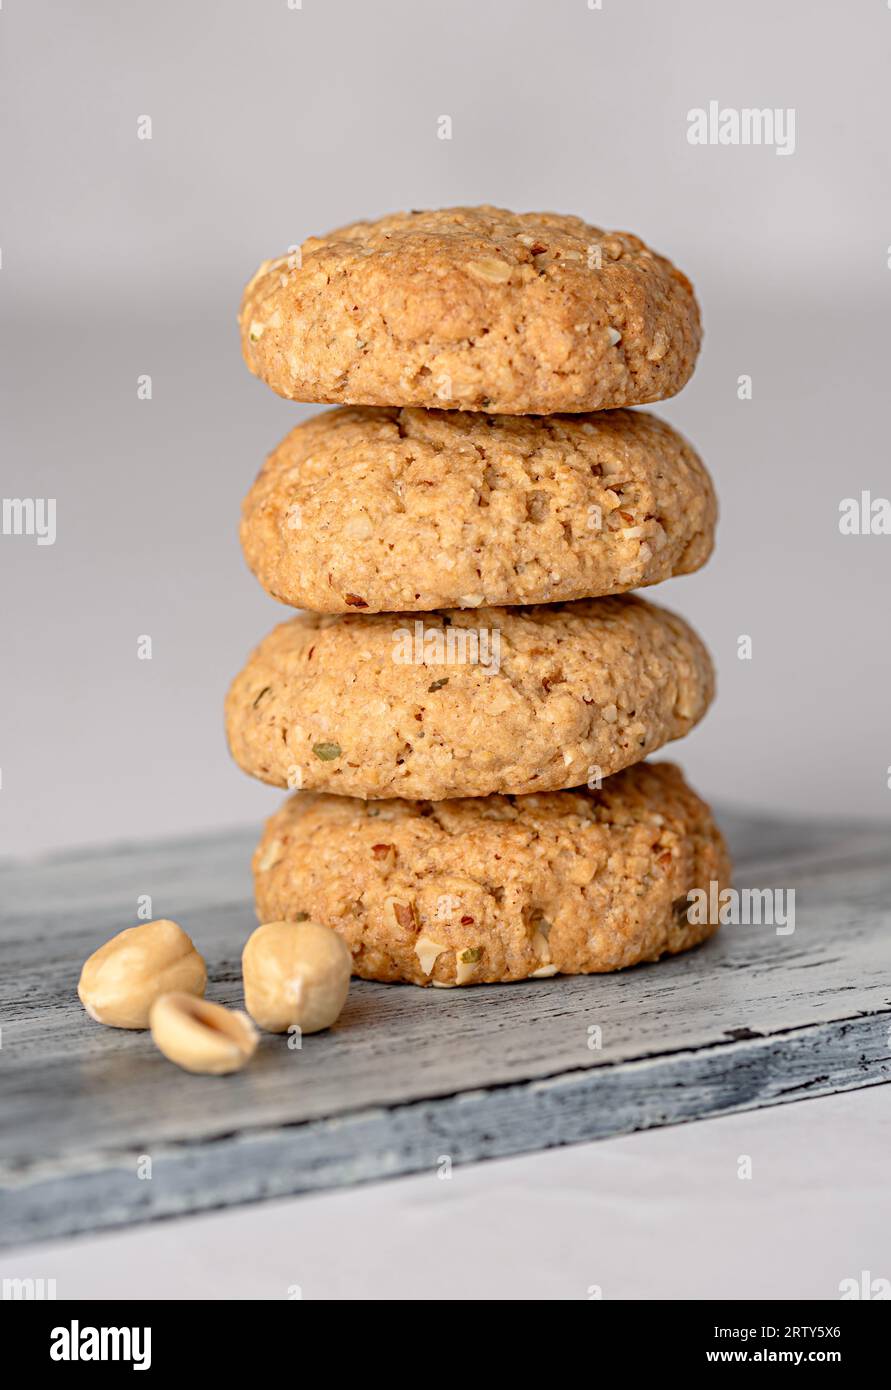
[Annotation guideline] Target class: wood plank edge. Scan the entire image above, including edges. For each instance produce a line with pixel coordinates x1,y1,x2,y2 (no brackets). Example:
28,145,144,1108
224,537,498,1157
2,1011,889,1251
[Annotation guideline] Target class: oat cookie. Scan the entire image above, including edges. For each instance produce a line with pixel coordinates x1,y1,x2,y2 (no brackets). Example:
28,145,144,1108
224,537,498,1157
239,207,701,414
253,761,729,985
225,594,714,800
241,405,716,613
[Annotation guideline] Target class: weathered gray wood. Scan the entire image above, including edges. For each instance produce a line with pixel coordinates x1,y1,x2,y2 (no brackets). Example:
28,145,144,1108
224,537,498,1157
1,808,889,1247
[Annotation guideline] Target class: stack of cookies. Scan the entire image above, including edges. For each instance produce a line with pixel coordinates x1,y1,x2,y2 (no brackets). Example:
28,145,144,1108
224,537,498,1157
226,207,730,987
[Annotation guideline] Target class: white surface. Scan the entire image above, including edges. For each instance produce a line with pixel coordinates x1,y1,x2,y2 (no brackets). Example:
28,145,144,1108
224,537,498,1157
4,1086,889,1300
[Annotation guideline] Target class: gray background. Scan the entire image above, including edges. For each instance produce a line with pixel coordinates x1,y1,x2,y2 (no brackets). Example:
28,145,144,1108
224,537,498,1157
1,0,889,858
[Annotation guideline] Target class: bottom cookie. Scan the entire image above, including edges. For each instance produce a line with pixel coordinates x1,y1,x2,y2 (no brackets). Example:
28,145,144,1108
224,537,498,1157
252,761,730,986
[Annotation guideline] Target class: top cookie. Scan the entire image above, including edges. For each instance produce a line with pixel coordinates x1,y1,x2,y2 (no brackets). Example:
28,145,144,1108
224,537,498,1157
239,206,702,415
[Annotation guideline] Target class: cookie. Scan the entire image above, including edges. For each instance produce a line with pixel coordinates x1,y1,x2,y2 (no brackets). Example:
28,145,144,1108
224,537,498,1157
253,761,729,985
225,594,714,800
241,405,716,613
239,206,701,414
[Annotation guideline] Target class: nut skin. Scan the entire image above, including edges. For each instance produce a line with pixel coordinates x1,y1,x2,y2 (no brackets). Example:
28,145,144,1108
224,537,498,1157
77,919,207,1030
149,993,258,1075
242,920,351,1035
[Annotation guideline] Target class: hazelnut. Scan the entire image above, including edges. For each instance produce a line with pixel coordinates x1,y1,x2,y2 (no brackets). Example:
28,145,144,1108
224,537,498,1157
242,920,351,1034
150,993,257,1075
77,919,206,1030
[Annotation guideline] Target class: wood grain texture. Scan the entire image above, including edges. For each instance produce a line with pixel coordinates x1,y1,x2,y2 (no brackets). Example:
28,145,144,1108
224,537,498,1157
1,806,889,1247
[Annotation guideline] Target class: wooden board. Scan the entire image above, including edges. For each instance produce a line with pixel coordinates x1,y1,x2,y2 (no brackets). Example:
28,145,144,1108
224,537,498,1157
1,807,889,1248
